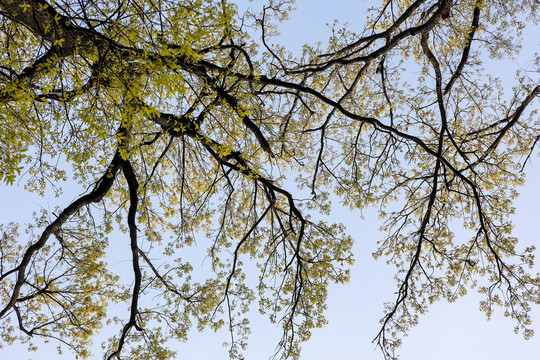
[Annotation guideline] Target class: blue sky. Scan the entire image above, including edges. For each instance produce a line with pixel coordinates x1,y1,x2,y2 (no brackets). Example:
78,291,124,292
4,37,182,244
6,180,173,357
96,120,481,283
1,1,540,359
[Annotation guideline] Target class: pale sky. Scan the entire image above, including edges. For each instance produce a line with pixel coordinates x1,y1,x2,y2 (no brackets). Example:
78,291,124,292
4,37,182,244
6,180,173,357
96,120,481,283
1,1,539,359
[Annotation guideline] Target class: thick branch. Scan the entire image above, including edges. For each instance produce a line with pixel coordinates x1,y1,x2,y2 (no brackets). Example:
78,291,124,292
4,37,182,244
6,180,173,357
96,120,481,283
0,150,122,319
107,159,142,359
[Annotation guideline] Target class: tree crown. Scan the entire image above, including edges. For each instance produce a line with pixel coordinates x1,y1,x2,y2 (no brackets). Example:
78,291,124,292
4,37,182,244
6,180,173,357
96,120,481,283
0,0,539,359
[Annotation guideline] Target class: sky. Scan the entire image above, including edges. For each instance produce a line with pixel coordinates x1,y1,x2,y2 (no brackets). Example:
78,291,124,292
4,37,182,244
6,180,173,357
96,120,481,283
1,1,540,359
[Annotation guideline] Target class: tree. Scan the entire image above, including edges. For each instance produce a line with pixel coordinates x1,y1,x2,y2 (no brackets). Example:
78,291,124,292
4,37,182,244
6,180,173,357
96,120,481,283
0,0,539,359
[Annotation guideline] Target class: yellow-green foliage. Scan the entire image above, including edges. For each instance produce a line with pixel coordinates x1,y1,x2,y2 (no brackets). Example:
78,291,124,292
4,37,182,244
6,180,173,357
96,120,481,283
0,1,539,359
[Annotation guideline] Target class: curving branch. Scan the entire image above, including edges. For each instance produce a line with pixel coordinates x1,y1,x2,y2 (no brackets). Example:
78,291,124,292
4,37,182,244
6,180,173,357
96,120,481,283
0,149,122,318
107,158,143,360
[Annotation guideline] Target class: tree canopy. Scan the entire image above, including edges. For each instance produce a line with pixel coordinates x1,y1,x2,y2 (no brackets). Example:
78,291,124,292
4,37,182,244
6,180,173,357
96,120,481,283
0,0,539,359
